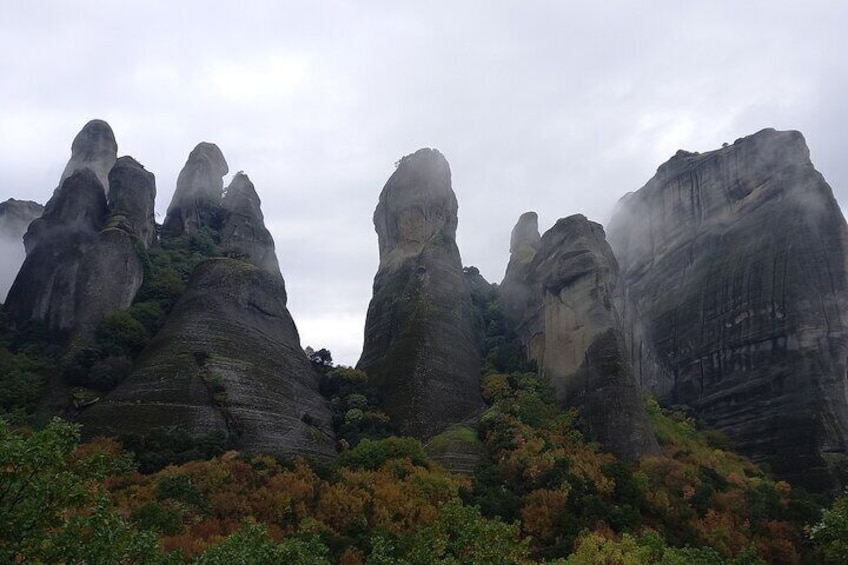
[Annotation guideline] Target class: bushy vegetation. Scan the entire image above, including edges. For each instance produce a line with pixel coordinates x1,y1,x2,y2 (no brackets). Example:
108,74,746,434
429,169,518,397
0,314,58,424
2,269,842,563
60,230,223,393
318,365,394,449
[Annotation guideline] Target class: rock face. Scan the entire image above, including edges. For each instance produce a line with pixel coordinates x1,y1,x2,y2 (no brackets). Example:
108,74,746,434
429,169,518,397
6,170,143,342
501,212,543,349
79,258,336,459
162,143,228,237
79,142,334,459
5,121,151,348
357,148,485,439
220,172,282,279
59,119,117,195
108,157,157,248
608,129,848,489
0,199,43,302
501,214,659,461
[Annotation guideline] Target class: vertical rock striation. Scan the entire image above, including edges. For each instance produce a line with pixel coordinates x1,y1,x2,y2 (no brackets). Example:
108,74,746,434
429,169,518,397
358,148,485,439
608,129,848,489
501,214,659,461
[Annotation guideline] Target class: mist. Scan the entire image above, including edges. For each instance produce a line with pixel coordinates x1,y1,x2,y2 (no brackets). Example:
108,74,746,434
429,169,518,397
0,237,25,303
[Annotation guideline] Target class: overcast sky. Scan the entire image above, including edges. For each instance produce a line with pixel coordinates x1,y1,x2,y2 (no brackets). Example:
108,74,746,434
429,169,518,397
1,1,846,365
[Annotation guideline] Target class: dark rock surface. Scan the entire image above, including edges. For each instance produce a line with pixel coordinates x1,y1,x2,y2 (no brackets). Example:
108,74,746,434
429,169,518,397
58,119,117,194
6,121,153,346
6,169,142,342
79,258,336,459
162,143,228,237
0,199,43,301
107,156,157,247
220,172,282,279
608,128,848,489
501,214,659,461
357,148,485,439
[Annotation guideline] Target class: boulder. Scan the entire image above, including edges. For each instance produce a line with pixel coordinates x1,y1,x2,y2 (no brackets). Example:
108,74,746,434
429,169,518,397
608,128,848,489
357,148,485,439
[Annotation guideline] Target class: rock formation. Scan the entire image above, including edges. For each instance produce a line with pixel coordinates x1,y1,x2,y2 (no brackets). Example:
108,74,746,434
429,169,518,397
608,128,848,489
107,156,157,248
0,199,43,301
5,121,150,349
79,258,335,459
357,148,485,439
162,142,228,237
501,214,659,461
58,119,117,195
219,172,282,279
501,211,543,350
78,141,334,458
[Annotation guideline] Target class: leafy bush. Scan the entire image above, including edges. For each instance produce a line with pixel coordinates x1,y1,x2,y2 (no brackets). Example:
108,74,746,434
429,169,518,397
338,437,428,470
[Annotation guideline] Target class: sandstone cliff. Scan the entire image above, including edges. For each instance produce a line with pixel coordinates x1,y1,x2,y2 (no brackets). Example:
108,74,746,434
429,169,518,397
357,148,485,439
501,213,659,461
608,128,848,489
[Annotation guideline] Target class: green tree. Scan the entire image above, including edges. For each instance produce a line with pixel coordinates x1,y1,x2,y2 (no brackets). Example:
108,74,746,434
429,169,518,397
194,522,330,564
808,491,848,564
0,418,166,563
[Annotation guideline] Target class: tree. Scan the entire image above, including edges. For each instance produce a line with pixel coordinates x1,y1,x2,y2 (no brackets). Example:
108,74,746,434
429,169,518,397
808,491,848,564
0,418,166,563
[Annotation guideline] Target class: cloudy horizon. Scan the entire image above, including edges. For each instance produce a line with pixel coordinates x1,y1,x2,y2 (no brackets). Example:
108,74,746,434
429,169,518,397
2,1,846,364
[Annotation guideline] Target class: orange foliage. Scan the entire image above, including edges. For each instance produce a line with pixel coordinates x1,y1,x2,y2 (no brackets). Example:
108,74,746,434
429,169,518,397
521,487,570,543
